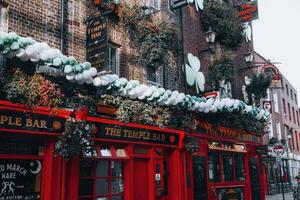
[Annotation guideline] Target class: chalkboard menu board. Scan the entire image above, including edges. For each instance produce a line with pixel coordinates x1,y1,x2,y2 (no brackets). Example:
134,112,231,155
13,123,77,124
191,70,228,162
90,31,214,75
86,16,108,70
0,160,42,199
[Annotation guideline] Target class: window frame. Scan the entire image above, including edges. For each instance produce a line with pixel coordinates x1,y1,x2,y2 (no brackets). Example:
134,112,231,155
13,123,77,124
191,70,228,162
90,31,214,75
78,159,124,200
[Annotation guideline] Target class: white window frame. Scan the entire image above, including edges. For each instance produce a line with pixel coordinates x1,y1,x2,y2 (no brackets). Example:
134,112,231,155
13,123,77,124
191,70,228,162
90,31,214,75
149,0,161,10
219,81,232,99
0,3,8,33
147,65,163,87
273,91,279,113
107,45,120,75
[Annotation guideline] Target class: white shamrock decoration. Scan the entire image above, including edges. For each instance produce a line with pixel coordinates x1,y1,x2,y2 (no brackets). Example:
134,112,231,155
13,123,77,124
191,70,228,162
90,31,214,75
243,22,252,42
187,0,204,11
183,53,205,93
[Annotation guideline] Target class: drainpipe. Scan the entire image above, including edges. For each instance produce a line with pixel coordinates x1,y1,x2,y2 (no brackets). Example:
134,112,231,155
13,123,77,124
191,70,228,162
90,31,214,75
179,7,187,93
60,0,65,54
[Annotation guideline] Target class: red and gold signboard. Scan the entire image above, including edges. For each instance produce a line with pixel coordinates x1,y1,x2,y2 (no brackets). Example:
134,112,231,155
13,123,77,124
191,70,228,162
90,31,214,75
238,0,259,22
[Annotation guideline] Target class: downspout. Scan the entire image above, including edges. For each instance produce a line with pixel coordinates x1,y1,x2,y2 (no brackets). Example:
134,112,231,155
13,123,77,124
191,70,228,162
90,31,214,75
60,0,65,54
179,7,187,93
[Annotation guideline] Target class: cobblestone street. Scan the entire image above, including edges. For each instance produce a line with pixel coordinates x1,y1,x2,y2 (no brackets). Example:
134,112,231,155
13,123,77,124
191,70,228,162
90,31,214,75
266,192,293,200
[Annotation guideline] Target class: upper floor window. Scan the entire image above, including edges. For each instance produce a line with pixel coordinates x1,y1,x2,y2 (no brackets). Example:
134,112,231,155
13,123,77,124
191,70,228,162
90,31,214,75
0,3,8,32
147,65,164,87
295,94,298,104
288,103,291,121
286,84,289,96
292,107,296,124
282,98,286,114
107,45,119,75
219,81,232,98
291,89,293,100
276,121,281,140
297,110,300,126
273,91,279,113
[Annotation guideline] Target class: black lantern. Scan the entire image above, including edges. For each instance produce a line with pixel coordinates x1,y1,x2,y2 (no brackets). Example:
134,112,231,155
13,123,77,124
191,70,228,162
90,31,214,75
244,51,254,64
203,27,216,44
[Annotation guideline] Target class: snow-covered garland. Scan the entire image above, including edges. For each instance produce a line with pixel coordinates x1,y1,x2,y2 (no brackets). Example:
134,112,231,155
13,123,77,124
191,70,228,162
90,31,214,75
0,32,270,121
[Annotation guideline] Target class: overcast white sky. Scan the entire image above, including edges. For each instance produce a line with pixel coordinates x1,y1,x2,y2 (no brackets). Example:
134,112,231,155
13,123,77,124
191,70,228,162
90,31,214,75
252,0,300,104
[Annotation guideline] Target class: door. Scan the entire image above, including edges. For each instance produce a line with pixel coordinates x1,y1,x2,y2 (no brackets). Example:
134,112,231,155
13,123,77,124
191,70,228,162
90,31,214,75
249,157,261,200
192,156,208,200
133,158,149,200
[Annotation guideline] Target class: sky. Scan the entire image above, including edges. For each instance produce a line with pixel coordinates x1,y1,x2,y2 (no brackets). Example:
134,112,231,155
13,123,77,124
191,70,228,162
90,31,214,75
252,0,300,103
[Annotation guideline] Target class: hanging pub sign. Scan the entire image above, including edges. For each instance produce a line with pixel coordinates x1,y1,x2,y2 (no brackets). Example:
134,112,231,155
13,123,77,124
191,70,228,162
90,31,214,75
86,16,108,70
237,0,259,22
0,160,42,200
0,110,65,133
260,63,282,88
95,123,180,146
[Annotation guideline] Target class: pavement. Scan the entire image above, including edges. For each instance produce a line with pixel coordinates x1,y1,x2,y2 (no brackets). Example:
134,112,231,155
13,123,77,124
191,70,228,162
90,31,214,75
265,192,293,200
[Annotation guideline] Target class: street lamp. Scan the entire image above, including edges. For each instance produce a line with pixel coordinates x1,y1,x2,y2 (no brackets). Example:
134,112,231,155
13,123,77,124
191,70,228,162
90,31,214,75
244,51,254,64
199,27,216,56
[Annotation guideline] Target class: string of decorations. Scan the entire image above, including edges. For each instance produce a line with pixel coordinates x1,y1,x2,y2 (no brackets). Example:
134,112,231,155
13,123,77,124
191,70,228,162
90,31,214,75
0,31,270,121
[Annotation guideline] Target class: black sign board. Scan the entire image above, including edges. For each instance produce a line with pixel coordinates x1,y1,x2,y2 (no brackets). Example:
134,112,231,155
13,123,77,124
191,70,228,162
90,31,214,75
0,110,65,133
86,16,108,70
0,160,42,199
96,123,180,146
256,145,268,155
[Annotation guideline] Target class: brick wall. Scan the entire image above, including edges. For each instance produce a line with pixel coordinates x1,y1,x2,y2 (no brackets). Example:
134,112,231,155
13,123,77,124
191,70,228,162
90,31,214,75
5,0,179,90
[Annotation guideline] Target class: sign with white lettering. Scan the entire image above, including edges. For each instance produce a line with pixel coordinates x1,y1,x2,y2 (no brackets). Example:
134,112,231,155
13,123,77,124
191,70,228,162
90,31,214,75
0,160,42,199
96,123,179,146
0,110,65,133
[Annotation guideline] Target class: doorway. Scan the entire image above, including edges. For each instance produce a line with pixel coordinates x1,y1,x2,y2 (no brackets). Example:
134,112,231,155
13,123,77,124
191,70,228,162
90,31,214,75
133,158,149,200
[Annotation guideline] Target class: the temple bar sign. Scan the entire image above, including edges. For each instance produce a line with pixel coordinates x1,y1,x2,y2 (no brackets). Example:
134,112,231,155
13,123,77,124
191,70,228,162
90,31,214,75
238,0,259,22
0,110,64,133
96,123,180,146
86,16,108,70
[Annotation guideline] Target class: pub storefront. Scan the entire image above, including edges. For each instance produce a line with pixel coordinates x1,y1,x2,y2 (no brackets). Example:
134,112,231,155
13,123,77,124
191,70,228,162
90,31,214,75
187,122,265,200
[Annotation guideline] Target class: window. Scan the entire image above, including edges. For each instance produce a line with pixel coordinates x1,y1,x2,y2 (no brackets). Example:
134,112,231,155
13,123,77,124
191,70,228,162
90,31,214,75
108,45,119,75
297,110,300,126
288,103,291,121
291,89,294,100
295,94,298,104
293,107,296,124
219,81,232,98
208,152,245,183
208,152,220,182
78,159,124,200
0,3,8,32
296,131,299,151
147,65,164,87
282,98,286,114
149,0,161,10
286,84,289,96
276,121,281,140
273,91,279,113
222,153,233,181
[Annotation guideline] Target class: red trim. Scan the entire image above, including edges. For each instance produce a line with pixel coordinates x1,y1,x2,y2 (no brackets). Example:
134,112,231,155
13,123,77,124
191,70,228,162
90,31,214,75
0,154,43,160
0,128,61,136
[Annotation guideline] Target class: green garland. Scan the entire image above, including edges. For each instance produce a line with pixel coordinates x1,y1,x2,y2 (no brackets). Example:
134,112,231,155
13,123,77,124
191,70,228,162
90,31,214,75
55,118,96,160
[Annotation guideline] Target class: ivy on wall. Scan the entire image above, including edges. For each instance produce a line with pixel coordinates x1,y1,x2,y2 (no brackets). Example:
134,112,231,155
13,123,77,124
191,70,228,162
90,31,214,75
119,3,180,68
207,45,234,91
201,1,244,49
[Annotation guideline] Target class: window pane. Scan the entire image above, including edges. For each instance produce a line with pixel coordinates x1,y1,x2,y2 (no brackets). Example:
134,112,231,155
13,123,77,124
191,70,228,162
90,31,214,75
208,152,220,182
112,161,123,177
235,154,245,181
112,178,124,194
78,179,94,196
96,160,109,177
222,153,233,181
96,178,109,195
79,160,94,177
112,195,123,200
96,198,108,200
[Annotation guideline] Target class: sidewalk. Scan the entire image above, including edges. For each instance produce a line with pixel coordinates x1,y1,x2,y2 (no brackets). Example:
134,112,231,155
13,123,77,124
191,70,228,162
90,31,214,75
265,192,293,200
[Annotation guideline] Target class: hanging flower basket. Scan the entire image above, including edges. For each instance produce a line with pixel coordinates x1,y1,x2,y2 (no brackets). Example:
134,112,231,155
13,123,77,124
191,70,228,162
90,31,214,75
184,136,199,153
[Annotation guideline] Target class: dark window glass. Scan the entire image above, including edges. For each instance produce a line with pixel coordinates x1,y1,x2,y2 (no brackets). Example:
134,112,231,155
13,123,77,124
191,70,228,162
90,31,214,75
208,152,220,182
108,46,117,73
222,153,233,181
79,160,93,177
78,179,94,196
147,65,156,82
235,154,245,181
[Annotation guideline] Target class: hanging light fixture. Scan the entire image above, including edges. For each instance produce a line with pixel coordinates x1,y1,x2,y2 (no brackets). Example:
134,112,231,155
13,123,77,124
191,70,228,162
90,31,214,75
203,27,216,44
244,51,254,64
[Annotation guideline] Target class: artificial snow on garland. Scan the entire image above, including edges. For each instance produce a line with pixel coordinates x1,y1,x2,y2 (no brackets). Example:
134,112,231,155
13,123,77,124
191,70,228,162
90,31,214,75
0,31,270,121
187,0,204,11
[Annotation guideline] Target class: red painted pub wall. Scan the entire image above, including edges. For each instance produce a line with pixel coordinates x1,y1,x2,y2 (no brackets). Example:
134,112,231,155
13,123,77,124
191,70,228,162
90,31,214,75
0,100,265,200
